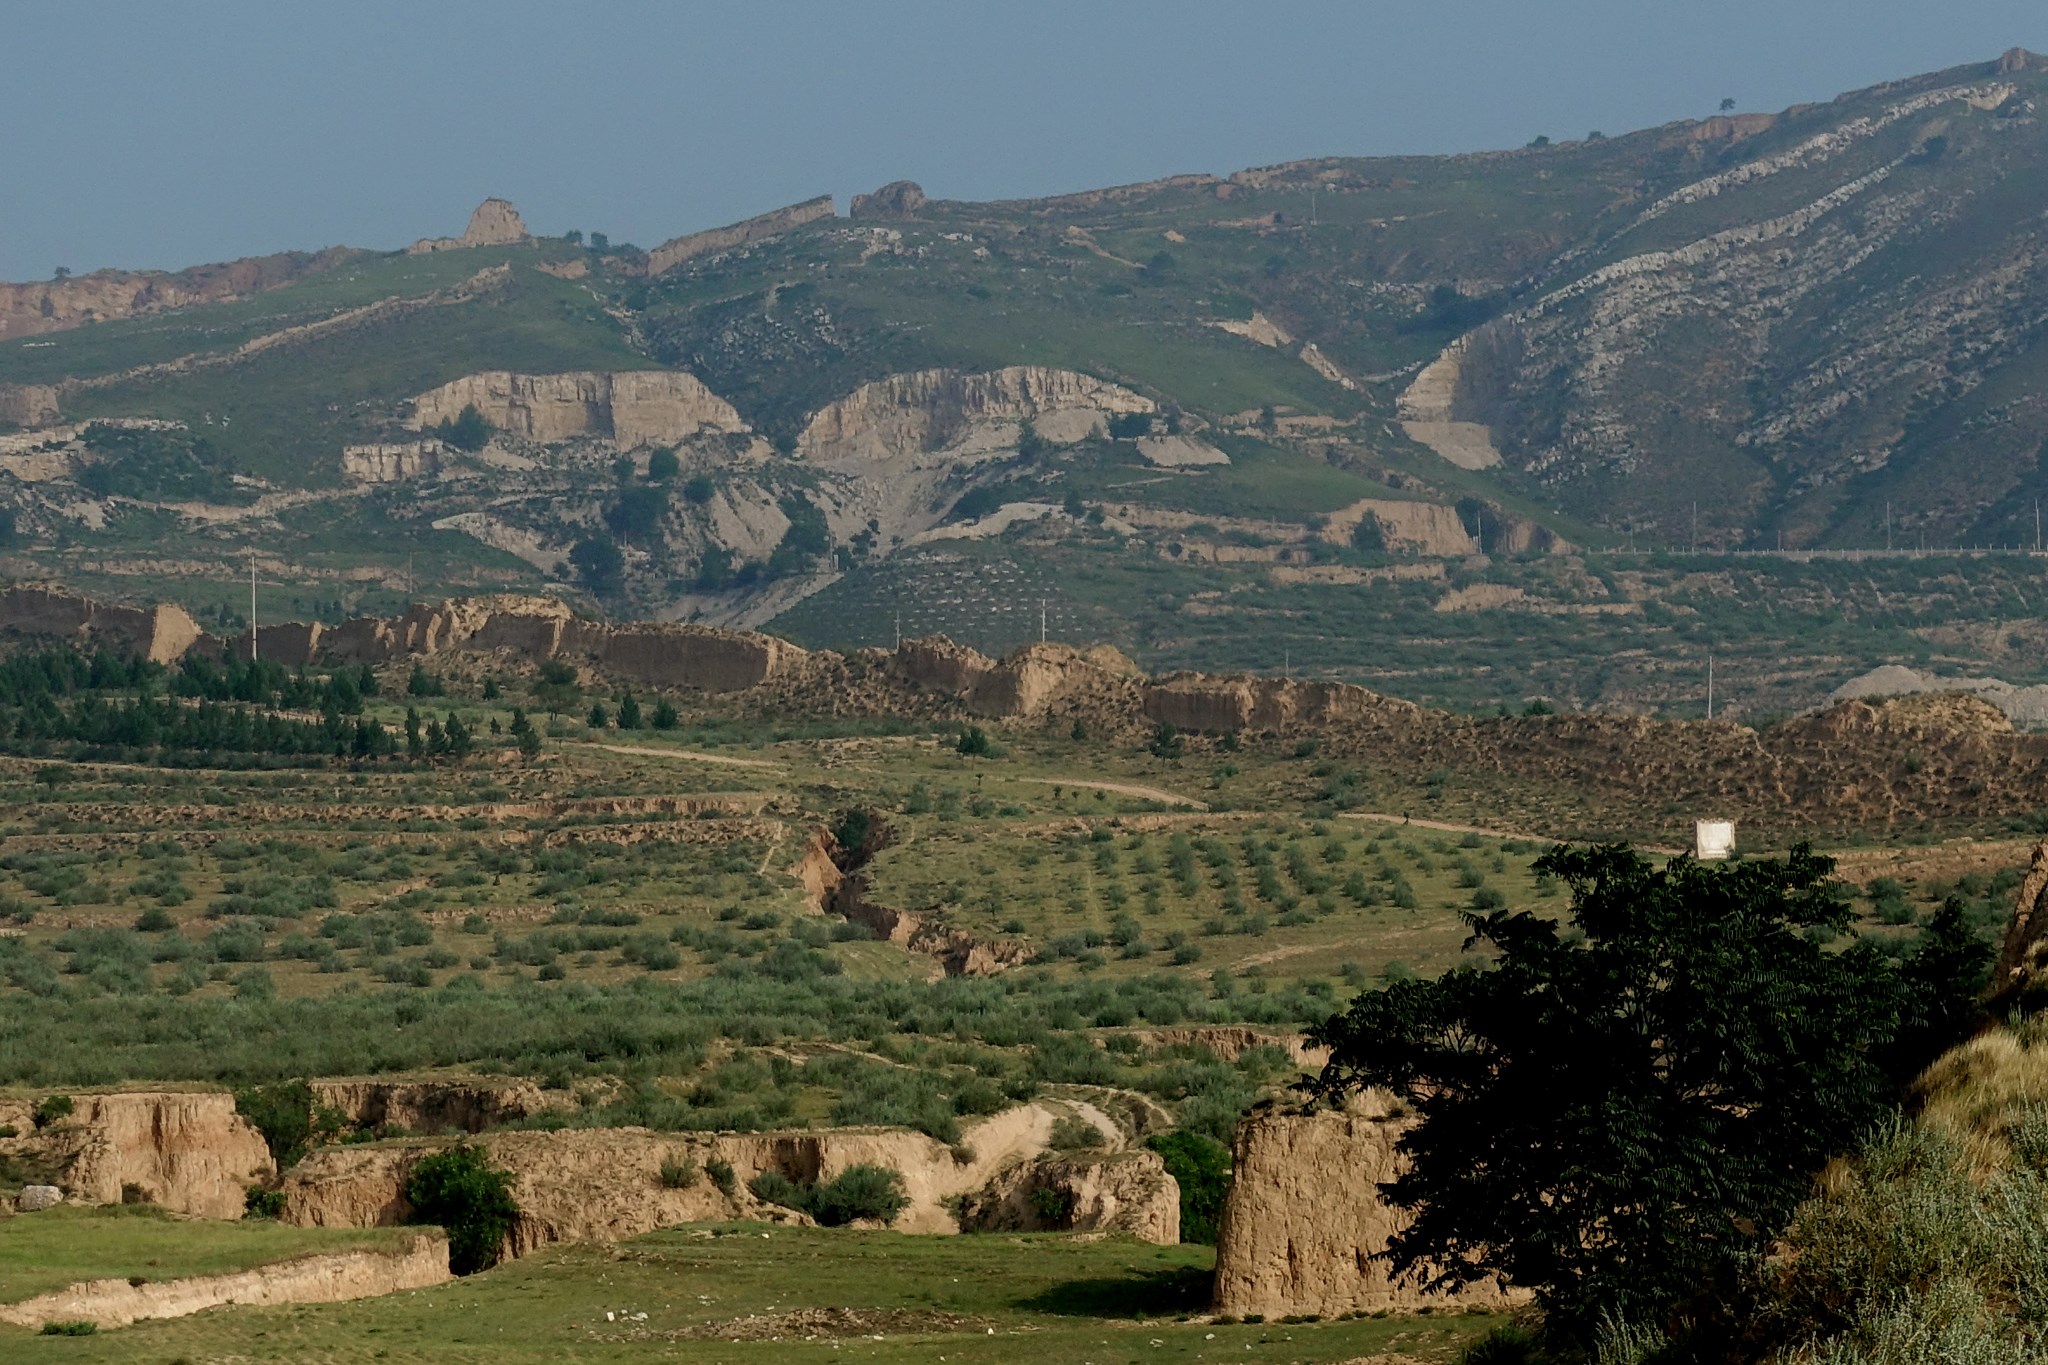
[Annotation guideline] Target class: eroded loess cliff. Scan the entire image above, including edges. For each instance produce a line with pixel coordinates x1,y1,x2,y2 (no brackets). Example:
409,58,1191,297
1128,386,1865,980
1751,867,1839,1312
19,1091,275,1219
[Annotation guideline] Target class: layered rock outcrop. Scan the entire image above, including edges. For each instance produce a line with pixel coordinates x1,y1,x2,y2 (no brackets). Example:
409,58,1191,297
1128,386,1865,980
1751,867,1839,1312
407,198,531,254
410,370,747,447
33,1092,275,1219
645,196,837,276
799,366,1153,464
0,1233,450,1330
1212,1099,1525,1318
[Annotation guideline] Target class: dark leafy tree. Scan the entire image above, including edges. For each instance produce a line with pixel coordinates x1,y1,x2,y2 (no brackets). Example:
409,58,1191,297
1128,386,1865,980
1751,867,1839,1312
615,693,642,730
1307,843,1934,1340
433,404,492,453
650,699,679,730
404,1145,518,1274
681,474,715,505
645,447,681,482
604,484,667,540
1145,1131,1232,1244
569,538,625,595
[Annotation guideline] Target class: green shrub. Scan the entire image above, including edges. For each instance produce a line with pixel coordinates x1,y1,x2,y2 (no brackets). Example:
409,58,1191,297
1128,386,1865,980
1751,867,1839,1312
244,1185,286,1219
1145,1130,1232,1244
658,1153,699,1189
749,1163,909,1227
404,1145,519,1275
39,1320,97,1336
33,1094,73,1128
705,1156,736,1195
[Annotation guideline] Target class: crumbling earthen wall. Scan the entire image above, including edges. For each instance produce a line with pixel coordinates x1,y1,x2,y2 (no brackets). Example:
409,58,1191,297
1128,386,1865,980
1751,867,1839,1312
1213,1099,1526,1318
645,196,837,276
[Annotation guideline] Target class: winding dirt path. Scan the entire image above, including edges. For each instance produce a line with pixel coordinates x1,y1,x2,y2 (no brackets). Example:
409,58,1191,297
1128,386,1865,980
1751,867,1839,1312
1020,777,1208,810
584,742,785,770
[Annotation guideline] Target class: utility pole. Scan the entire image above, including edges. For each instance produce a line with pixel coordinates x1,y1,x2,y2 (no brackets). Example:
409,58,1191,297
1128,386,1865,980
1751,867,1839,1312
1706,654,1714,722
893,610,901,650
1886,501,1892,552
2035,499,2041,553
249,549,258,663
1691,502,1697,553
1039,599,1047,643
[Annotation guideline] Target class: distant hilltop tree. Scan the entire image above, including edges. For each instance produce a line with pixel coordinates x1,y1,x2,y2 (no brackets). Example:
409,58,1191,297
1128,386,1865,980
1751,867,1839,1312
1721,96,1737,112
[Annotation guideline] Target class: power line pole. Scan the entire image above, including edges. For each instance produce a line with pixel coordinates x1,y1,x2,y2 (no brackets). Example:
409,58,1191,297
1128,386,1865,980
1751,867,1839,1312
1706,654,1714,722
1039,599,1047,643
249,549,258,663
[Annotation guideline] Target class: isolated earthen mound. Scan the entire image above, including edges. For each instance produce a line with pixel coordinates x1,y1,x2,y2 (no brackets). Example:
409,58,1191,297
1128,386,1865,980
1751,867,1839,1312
958,1149,1179,1242
850,180,929,219
21,1092,275,1219
1212,1097,1525,1319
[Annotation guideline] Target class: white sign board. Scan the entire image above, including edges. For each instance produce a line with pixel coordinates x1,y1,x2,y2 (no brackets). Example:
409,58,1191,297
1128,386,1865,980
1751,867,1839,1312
1694,820,1736,861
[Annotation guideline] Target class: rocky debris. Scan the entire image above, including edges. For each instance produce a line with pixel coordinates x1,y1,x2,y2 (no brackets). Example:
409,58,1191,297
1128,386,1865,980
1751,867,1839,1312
1832,664,2048,729
340,440,443,484
1397,337,1504,471
666,1307,991,1342
958,1149,1180,1243
408,198,531,254
798,365,1153,464
308,1078,553,1135
15,1185,63,1211
28,1091,275,1219
1212,1098,1526,1319
1998,47,2046,74
0,248,358,342
645,196,837,276
409,370,748,447
0,584,208,665
849,180,929,219
1992,838,2048,1001
0,1232,450,1330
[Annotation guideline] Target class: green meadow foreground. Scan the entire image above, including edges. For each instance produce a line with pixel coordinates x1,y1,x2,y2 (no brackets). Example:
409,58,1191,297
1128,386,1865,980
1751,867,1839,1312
0,1215,1497,1362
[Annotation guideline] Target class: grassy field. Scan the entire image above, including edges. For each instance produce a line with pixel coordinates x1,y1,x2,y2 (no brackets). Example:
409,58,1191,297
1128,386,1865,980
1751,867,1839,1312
0,1205,405,1304
0,1222,1501,1362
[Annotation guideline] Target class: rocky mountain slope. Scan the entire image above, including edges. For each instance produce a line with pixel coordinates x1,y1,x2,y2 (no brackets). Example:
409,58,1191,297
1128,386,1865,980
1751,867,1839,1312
4,48,2048,712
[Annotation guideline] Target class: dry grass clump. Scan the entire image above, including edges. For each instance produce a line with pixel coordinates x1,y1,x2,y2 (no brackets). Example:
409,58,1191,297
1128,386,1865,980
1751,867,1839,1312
1911,1017,2048,1173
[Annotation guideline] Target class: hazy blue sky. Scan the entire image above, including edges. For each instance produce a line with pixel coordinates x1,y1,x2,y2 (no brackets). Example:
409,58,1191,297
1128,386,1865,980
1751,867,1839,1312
2,1,2042,280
